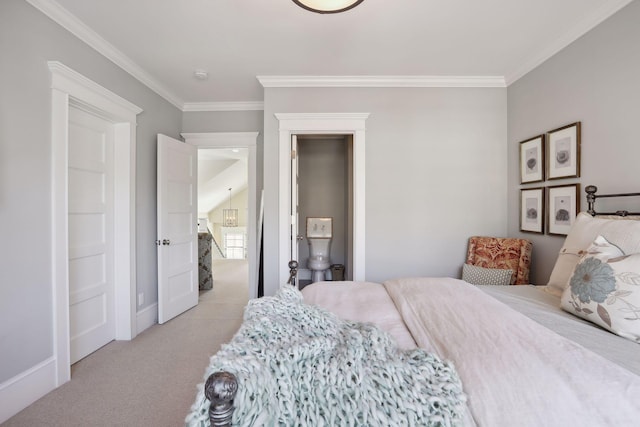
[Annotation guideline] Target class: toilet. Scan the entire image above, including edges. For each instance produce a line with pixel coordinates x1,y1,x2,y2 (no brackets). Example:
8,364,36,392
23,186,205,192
306,217,332,283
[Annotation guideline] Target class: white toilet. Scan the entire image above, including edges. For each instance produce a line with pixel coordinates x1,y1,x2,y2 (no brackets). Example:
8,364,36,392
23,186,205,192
306,217,332,283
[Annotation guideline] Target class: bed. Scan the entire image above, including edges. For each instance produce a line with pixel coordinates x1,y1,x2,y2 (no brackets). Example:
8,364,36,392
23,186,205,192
186,185,640,426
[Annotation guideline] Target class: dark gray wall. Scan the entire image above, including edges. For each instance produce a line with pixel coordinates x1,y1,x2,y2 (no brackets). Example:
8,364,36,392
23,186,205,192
0,0,182,383
507,1,640,284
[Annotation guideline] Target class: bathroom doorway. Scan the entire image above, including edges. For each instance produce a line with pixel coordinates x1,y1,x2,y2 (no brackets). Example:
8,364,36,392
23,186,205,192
295,134,354,287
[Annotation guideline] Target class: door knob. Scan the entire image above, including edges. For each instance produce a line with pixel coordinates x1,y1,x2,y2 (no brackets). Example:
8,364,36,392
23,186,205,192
297,235,304,241
162,239,170,245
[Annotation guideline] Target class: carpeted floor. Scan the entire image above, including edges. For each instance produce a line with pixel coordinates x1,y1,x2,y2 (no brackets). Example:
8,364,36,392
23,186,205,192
3,259,249,427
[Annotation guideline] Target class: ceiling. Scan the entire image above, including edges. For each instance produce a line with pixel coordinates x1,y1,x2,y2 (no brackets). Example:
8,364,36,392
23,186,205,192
33,0,631,109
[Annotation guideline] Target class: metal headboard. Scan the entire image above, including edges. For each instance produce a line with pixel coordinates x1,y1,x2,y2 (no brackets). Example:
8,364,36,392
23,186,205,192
585,185,640,217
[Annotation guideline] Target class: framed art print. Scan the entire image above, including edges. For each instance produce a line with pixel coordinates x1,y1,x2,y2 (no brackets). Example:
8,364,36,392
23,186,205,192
519,135,545,184
548,184,580,235
520,187,544,234
547,122,581,180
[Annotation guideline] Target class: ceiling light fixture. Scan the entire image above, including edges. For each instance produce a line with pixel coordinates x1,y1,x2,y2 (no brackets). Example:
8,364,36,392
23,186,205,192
223,188,238,227
292,0,364,14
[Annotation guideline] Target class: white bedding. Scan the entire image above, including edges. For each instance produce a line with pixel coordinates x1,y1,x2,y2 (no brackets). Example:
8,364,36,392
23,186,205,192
302,278,640,427
480,284,640,375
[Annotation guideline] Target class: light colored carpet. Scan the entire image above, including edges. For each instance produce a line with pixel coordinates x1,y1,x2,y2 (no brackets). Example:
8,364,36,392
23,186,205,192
4,259,249,427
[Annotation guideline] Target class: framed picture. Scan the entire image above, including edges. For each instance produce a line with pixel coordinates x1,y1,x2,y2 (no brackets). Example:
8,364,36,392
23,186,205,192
548,184,580,236
520,187,545,234
547,122,581,180
519,135,545,184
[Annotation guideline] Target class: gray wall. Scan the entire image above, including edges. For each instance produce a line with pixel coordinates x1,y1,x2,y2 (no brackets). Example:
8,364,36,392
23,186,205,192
262,87,508,296
507,1,640,284
0,0,182,383
297,137,349,276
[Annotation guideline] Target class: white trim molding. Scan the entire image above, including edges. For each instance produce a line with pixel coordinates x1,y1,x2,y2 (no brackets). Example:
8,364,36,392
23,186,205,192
275,113,369,287
0,357,57,423
27,0,183,109
181,132,260,300
136,303,158,335
258,75,506,88
182,101,264,112
49,61,141,391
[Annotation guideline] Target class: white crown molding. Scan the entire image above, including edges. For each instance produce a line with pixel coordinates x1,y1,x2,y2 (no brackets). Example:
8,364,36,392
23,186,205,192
505,0,633,85
26,0,184,109
182,101,265,112
258,75,506,88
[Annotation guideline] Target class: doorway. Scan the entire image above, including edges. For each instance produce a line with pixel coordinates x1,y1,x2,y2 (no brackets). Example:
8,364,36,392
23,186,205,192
295,135,354,286
275,113,369,288
50,61,140,386
181,132,259,299
197,147,249,291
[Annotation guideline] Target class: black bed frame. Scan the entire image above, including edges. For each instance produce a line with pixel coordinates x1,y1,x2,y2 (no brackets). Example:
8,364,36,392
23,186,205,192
585,185,640,216
203,185,639,426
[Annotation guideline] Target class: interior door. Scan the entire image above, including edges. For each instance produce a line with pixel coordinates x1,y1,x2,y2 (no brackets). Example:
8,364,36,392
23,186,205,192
68,106,116,363
290,135,299,286
157,134,198,324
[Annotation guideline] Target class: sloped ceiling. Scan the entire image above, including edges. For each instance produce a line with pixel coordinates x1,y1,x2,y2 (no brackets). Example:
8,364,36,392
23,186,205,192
198,148,248,214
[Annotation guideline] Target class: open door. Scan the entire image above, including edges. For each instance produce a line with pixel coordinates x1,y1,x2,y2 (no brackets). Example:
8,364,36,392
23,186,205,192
157,134,198,324
290,135,300,286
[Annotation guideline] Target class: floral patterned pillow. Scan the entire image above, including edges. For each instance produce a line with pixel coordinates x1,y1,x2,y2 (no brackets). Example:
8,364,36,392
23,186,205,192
561,236,640,343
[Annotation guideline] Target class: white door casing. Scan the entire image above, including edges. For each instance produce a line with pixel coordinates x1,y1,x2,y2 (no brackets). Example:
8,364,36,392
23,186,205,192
181,132,259,300
68,106,116,364
276,113,369,287
157,134,199,324
50,62,141,386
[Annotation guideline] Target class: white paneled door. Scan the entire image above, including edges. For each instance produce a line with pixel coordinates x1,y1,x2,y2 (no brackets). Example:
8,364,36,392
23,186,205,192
157,134,198,324
68,106,116,364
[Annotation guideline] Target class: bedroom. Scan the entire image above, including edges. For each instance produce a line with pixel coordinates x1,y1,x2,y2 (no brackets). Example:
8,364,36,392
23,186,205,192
1,0,639,423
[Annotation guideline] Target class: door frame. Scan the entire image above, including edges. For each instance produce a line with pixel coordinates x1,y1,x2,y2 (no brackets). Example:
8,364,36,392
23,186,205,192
181,132,259,299
275,113,369,286
49,62,141,385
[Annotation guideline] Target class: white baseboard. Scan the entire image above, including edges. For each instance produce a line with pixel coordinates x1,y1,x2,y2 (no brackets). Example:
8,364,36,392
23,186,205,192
0,357,57,423
136,303,157,335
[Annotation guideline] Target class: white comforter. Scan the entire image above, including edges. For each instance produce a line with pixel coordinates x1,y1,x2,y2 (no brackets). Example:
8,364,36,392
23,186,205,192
303,278,640,427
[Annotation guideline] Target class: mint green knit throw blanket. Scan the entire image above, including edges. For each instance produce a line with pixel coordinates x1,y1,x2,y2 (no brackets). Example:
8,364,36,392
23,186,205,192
185,285,466,426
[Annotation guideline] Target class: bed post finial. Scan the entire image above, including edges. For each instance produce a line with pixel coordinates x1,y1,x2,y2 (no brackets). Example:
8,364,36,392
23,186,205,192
585,185,597,216
205,371,238,427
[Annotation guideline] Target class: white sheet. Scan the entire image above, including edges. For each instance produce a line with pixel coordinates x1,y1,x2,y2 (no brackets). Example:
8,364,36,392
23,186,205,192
479,284,640,375
301,281,417,350
384,277,640,427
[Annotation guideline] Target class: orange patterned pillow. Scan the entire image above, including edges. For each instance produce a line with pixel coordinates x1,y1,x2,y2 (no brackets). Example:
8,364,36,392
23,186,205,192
466,236,532,285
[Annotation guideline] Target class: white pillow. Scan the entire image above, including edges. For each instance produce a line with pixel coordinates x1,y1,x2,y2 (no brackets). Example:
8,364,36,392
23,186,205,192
561,236,640,343
462,264,513,286
547,213,640,295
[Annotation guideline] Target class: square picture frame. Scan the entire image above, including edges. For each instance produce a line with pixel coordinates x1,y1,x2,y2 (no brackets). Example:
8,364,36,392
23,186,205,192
547,122,581,180
520,187,545,234
519,134,545,184
547,184,580,236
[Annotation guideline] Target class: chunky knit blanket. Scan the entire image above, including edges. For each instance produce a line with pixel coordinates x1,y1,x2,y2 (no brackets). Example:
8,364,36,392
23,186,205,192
185,285,466,426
